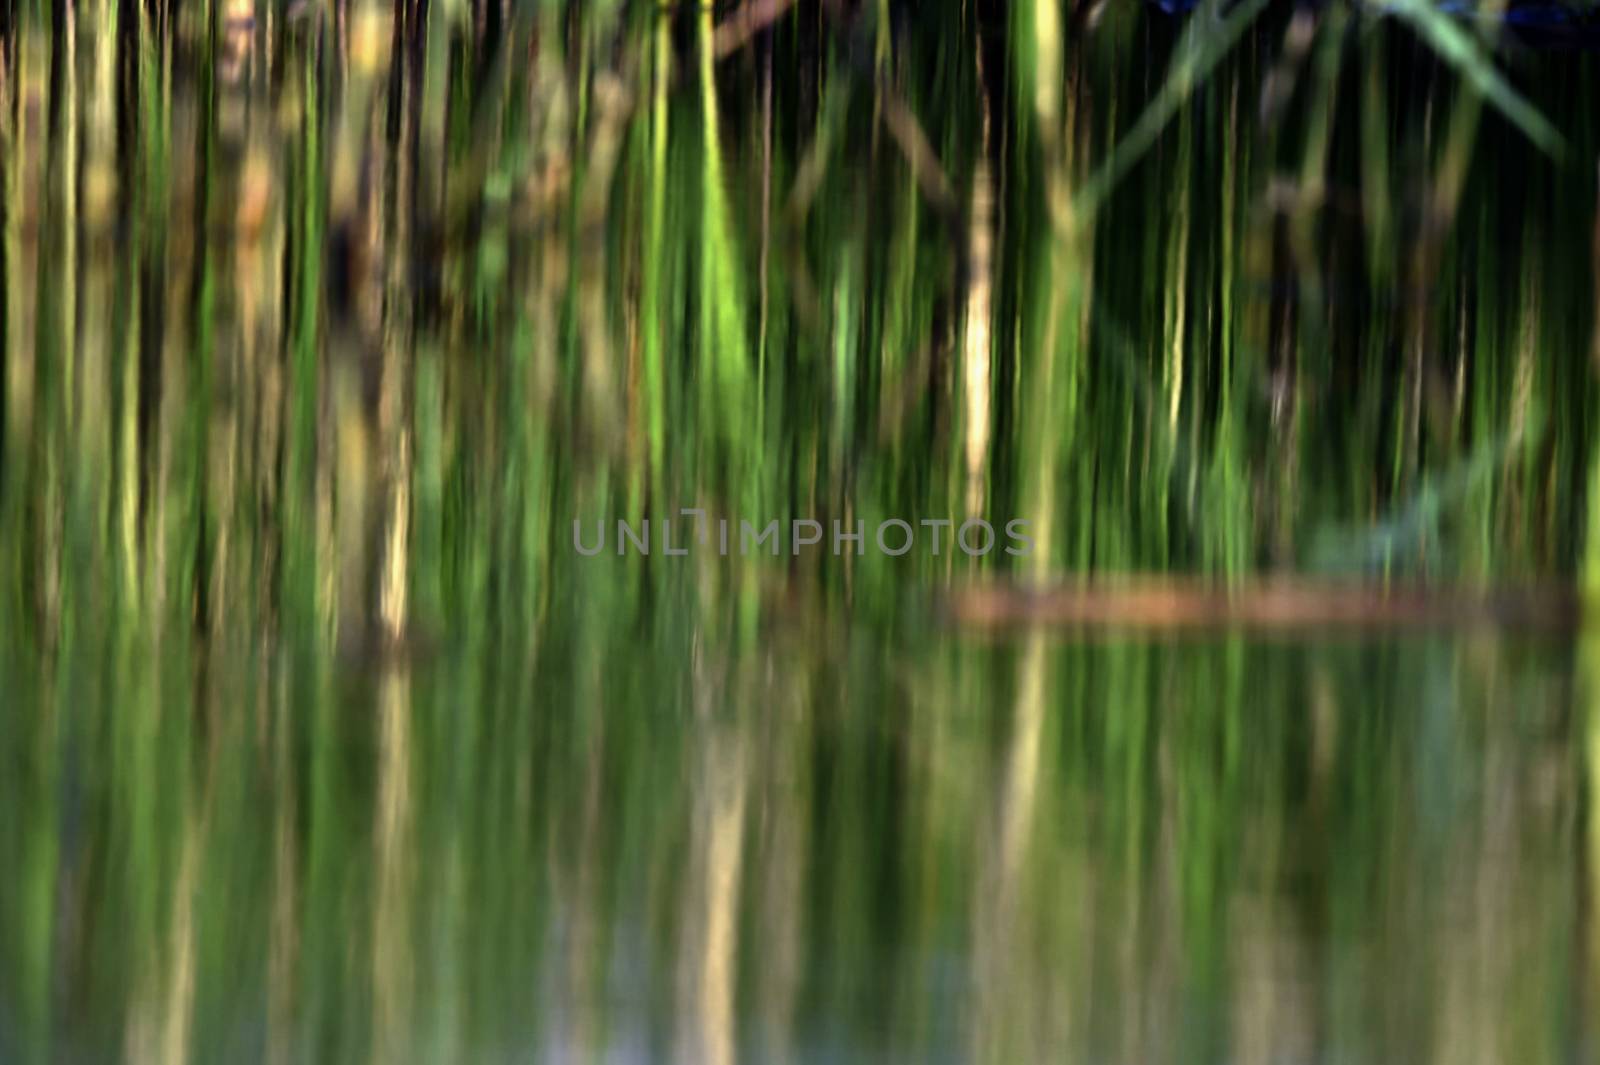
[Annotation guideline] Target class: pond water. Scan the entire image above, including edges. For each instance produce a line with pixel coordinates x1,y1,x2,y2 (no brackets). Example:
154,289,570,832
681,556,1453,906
3,1,1600,1062
6,625,1596,1063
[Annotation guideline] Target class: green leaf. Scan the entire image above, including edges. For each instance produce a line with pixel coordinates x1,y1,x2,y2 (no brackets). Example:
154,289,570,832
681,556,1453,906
1383,0,1565,156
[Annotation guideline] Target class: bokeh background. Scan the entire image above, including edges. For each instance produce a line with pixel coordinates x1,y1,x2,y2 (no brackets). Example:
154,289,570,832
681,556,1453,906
3,0,1600,1061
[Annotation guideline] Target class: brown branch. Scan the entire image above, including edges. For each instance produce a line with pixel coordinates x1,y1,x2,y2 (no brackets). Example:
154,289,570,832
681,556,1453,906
943,577,1583,633
713,0,799,60
878,90,959,218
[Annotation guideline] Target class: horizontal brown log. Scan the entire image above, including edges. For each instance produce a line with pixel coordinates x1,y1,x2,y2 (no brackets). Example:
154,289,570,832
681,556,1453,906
941,577,1586,633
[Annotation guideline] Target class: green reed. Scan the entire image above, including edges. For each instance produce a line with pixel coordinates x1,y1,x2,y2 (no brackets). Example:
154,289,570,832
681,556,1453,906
2,1,1600,1062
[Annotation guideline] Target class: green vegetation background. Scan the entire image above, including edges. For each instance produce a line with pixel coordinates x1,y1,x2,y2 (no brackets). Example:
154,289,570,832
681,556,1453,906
1,1,1599,1061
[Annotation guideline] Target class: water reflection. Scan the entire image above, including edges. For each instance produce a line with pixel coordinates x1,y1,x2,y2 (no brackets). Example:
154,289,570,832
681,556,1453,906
2,627,1591,1062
